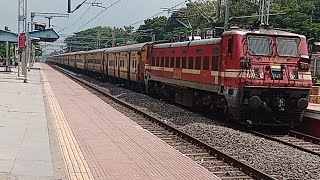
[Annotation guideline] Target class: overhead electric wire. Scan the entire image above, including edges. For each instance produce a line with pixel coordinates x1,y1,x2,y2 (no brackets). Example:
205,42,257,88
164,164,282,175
72,0,97,26
76,0,122,32
187,0,214,22
128,1,187,27
58,0,95,33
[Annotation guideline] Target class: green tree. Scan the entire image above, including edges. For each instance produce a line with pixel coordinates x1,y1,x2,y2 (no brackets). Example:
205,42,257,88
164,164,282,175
64,26,136,52
65,0,320,49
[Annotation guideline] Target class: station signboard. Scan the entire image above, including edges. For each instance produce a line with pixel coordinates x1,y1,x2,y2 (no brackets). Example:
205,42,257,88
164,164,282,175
34,23,46,31
19,35,26,49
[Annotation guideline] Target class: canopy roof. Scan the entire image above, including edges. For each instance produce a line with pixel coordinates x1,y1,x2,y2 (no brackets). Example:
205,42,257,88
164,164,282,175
0,30,18,42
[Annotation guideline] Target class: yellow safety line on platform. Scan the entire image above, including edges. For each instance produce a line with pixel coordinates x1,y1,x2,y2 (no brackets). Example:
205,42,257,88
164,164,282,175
41,70,94,180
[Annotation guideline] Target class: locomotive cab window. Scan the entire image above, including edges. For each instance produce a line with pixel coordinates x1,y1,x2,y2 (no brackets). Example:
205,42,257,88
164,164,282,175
276,37,300,57
248,36,272,56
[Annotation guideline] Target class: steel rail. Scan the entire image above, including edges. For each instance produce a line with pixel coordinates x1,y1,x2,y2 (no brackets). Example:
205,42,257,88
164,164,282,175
289,130,320,144
251,130,320,157
50,63,276,180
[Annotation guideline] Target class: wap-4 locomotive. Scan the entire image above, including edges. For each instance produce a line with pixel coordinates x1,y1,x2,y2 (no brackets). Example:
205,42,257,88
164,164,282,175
50,28,312,127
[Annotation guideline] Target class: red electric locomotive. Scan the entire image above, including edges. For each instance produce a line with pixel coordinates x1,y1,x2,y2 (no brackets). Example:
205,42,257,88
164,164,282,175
144,28,312,127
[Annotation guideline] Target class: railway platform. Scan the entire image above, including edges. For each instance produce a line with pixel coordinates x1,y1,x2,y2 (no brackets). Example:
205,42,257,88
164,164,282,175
0,62,219,180
0,63,64,179
300,103,320,138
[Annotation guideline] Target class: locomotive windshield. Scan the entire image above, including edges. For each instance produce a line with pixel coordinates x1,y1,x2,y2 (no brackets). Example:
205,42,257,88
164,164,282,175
247,36,272,56
276,37,300,57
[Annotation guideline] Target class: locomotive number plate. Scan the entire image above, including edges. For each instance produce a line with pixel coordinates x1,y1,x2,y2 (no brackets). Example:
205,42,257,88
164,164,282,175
173,69,182,79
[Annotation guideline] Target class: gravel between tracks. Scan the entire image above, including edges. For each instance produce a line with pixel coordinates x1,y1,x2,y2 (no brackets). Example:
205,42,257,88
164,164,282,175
81,75,320,180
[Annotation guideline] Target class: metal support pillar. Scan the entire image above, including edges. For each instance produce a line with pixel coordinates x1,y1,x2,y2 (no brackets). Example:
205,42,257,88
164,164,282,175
112,28,116,47
32,43,35,67
68,0,72,13
6,41,9,71
314,56,317,77
224,0,230,31
216,0,221,20
17,0,28,82
259,0,270,25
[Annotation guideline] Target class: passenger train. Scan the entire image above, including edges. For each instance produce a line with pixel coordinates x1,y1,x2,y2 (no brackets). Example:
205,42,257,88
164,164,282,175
48,28,312,127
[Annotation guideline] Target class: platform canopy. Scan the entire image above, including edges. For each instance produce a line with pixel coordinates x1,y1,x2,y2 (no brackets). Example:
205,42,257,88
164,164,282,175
29,28,59,42
0,29,59,43
0,30,18,42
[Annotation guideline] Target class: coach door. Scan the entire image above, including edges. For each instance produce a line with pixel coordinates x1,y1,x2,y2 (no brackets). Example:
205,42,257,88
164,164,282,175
220,35,233,90
115,53,119,78
84,54,88,70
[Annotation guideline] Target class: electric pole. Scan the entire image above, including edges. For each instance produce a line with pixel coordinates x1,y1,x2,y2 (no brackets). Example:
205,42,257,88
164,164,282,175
112,28,116,47
18,0,28,82
223,0,271,31
224,0,230,31
96,30,100,49
216,0,221,20
68,0,71,13
259,0,270,26
31,12,69,29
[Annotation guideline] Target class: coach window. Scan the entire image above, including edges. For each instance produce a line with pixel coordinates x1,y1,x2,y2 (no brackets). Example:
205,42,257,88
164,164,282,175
161,57,165,67
165,57,170,67
176,57,181,68
188,57,194,69
156,57,160,66
170,57,174,68
195,56,201,70
203,56,209,70
152,57,156,66
182,57,187,68
212,56,219,71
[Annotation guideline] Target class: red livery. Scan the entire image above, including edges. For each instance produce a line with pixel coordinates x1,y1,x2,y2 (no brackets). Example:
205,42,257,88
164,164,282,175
49,28,312,127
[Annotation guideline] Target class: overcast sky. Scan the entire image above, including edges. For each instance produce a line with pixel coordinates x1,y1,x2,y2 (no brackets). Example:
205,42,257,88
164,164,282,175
1,0,185,35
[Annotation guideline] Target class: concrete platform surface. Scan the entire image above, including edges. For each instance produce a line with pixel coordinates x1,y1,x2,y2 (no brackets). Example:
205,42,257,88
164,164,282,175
41,63,220,180
307,103,320,111
0,64,61,180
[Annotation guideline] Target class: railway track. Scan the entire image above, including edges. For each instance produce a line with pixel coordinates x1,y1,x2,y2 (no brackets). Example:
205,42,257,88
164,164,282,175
51,64,277,180
251,130,320,157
